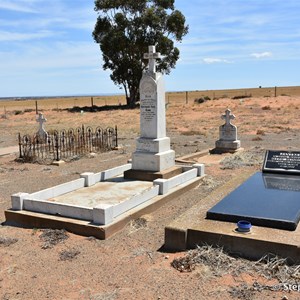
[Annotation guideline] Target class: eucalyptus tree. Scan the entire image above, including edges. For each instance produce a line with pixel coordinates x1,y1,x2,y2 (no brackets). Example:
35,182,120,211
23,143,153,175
93,0,188,106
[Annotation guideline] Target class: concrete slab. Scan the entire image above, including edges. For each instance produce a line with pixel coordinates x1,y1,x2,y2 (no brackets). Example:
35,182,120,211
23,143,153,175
175,149,233,165
164,170,300,263
51,177,153,207
175,149,209,163
4,176,203,239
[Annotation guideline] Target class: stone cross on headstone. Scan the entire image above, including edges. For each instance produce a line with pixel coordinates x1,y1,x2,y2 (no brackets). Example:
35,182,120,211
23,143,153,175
144,45,161,74
124,44,175,175
36,113,48,140
213,108,241,153
221,108,235,126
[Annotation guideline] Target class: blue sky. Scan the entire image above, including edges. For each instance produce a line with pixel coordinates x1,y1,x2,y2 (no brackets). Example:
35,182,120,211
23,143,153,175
0,0,299,97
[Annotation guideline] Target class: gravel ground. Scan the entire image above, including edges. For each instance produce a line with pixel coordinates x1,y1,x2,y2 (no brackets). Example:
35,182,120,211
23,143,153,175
1,96,300,299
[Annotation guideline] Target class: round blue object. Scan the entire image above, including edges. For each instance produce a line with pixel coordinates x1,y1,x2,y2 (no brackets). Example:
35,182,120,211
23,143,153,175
237,220,252,232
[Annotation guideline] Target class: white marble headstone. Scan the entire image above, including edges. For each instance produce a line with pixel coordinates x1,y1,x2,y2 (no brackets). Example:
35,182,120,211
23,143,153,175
215,108,241,151
131,45,175,172
36,113,48,140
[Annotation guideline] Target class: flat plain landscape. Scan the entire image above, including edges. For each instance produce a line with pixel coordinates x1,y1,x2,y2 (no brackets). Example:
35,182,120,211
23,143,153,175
1,91,300,299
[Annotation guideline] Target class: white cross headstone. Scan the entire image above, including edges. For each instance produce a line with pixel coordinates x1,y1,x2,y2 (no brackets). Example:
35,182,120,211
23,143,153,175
127,45,175,172
221,108,235,126
144,45,161,74
36,113,48,140
214,108,241,152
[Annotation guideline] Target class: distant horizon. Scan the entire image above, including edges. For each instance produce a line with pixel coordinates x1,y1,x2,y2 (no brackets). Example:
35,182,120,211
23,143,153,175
1,84,299,100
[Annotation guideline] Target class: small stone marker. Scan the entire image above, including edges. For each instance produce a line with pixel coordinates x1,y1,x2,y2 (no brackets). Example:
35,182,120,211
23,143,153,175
263,150,300,175
124,45,175,179
213,108,241,153
36,113,48,140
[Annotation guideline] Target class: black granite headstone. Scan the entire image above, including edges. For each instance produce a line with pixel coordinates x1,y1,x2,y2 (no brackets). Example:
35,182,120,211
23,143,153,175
263,150,300,175
206,172,300,231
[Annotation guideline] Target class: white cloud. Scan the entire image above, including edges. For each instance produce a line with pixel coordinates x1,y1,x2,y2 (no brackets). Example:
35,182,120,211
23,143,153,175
0,30,57,42
251,52,273,59
203,58,231,64
0,0,38,13
0,41,101,71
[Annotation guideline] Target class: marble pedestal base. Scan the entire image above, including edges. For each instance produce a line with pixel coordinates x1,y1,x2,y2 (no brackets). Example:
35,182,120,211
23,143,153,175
215,139,241,152
131,137,175,172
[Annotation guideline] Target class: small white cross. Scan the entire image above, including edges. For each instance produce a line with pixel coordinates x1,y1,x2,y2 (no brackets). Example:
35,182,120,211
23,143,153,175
144,45,161,73
221,108,235,126
37,113,47,131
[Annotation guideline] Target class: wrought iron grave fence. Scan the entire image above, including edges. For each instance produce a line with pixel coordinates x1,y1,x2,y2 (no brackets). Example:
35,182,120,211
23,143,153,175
18,125,118,162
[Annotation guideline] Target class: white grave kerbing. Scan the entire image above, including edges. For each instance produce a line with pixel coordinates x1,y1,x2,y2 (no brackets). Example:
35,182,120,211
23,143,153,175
131,45,175,172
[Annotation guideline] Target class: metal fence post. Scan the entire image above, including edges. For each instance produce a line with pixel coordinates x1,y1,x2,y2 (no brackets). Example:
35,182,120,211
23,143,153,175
55,133,60,161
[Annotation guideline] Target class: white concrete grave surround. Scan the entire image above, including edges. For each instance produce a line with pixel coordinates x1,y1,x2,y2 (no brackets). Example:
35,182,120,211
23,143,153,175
215,108,241,150
11,164,204,225
11,163,204,226
131,45,175,172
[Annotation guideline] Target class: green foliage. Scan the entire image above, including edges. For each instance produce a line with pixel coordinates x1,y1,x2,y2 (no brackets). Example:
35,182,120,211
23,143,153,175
93,0,188,106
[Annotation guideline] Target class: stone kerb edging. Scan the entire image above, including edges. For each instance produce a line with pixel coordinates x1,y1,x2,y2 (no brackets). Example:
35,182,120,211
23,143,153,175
23,198,93,221
153,164,205,195
10,163,205,226
81,163,132,186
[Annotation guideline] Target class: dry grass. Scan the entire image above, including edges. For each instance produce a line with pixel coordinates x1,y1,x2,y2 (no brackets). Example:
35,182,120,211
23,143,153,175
172,245,300,298
173,244,300,280
59,248,81,261
1,85,300,113
0,95,126,113
39,229,69,249
0,236,18,247
256,129,265,135
167,85,300,105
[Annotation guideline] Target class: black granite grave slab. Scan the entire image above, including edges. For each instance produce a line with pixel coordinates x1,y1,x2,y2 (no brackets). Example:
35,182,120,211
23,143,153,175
263,150,300,175
206,172,300,230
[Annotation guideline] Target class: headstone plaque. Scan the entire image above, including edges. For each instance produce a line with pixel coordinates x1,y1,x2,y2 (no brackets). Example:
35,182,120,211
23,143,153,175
263,150,300,175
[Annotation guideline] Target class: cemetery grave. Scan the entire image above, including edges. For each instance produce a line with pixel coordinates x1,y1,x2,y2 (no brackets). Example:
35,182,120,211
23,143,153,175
210,108,241,154
18,117,118,163
4,46,205,239
2,92,300,299
165,149,300,263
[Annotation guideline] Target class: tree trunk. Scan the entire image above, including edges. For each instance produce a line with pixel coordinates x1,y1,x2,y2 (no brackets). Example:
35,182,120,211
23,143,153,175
127,87,139,108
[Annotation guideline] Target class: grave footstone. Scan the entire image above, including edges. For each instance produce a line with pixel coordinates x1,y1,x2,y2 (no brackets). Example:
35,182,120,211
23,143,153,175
124,45,176,180
212,108,241,153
